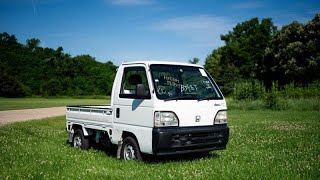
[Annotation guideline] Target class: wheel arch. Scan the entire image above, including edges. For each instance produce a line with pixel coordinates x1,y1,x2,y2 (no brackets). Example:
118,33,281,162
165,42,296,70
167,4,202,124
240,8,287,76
71,124,90,136
121,131,140,148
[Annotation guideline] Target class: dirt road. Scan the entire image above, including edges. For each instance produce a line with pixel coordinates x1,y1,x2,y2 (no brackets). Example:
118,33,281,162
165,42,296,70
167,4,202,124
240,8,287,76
0,107,66,126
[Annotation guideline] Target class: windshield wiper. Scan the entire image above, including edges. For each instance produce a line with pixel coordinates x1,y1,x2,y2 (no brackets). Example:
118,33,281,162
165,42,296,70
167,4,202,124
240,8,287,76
164,96,195,101
198,96,215,101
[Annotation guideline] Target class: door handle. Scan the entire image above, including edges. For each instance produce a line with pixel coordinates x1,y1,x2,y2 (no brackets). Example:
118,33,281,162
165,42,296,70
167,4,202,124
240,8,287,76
116,108,120,118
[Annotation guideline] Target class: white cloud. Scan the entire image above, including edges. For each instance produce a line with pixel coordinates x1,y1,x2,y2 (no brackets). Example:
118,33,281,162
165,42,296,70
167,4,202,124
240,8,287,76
108,0,153,6
231,1,264,9
152,15,234,47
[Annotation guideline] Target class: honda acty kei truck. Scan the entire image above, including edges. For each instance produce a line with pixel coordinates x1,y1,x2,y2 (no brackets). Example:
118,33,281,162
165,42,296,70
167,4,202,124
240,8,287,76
66,61,229,160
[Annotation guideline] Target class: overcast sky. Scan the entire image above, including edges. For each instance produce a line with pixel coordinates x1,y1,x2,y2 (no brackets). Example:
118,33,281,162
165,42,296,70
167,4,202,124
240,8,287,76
1,0,319,65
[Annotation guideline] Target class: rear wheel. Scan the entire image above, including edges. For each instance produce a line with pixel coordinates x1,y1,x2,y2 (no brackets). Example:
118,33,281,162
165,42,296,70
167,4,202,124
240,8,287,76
120,137,142,161
72,129,90,150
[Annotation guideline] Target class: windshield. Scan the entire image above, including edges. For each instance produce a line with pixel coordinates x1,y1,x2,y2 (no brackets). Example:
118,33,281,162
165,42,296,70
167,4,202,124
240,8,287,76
150,64,223,100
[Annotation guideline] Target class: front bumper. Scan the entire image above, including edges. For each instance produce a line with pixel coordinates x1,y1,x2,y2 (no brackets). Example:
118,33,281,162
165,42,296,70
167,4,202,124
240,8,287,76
152,125,229,156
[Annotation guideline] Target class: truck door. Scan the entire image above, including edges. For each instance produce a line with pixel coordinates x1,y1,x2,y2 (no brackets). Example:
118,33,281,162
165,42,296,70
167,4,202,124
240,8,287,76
113,66,153,128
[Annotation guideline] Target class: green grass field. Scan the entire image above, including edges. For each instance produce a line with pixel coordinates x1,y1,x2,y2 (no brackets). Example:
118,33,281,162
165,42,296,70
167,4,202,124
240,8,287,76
0,97,110,111
0,110,319,179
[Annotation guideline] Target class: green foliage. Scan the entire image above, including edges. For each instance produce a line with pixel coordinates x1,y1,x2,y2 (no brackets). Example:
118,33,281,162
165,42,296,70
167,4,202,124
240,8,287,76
26,38,41,51
280,81,320,99
233,81,320,100
0,67,30,97
231,81,320,110
204,48,222,79
205,14,320,95
264,91,279,110
263,14,320,87
205,18,277,95
41,78,63,96
263,83,289,110
227,98,319,111
188,57,200,64
233,80,265,100
227,98,265,110
0,32,117,97
220,18,276,80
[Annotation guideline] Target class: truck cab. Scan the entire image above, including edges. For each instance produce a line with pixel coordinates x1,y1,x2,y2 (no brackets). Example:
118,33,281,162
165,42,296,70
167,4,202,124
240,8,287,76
66,61,229,160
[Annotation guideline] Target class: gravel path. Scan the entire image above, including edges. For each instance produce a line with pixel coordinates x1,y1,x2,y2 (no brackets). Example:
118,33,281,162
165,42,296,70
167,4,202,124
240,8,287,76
0,107,66,126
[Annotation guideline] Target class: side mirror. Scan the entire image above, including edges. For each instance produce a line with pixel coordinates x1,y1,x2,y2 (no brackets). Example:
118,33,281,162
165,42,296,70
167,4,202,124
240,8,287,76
136,84,146,98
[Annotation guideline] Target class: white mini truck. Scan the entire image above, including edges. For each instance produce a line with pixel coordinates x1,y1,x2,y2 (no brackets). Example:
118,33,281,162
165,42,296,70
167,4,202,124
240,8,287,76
66,61,229,160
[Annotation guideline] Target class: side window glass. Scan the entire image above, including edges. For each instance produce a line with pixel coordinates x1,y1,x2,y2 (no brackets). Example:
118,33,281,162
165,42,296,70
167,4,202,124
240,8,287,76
119,67,150,99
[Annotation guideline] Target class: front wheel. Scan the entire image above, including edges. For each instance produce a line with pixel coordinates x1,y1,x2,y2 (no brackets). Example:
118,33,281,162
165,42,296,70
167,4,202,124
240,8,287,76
120,137,142,161
72,129,90,150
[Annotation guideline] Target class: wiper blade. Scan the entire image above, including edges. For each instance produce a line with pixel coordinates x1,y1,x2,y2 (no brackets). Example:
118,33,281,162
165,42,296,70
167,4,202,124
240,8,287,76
198,96,215,101
164,96,194,101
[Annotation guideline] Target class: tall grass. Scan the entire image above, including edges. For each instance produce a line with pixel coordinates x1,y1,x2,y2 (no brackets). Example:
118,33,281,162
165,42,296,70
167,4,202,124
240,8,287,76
231,81,320,110
227,98,320,111
280,82,320,99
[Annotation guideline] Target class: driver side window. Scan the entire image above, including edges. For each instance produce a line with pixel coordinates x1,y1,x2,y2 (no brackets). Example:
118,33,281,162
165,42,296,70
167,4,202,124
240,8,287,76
119,67,150,99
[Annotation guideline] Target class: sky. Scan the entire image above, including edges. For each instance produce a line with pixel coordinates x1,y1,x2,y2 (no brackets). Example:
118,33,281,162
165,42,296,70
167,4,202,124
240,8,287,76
1,0,319,65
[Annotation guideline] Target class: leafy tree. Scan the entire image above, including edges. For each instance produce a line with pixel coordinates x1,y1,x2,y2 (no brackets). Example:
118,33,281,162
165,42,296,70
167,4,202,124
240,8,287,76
26,38,41,51
205,18,277,94
220,17,277,80
188,57,200,64
0,65,29,97
0,32,19,47
304,13,320,84
204,48,235,93
41,78,63,96
0,32,117,97
55,46,64,60
263,14,320,87
204,48,222,79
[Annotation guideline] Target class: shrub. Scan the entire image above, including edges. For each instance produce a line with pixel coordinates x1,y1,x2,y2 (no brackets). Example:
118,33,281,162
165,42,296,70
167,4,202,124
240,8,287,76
233,80,265,100
264,83,288,110
281,81,320,99
264,91,279,110
41,78,63,96
0,73,29,97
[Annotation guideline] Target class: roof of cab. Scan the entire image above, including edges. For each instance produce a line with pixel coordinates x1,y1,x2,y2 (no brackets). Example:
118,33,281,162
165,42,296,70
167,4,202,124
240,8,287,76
121,61,203,68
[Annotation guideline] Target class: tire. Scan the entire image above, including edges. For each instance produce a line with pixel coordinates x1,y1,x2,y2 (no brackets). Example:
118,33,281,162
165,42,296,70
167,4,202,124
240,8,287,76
72,129,90,150
120,136,142,161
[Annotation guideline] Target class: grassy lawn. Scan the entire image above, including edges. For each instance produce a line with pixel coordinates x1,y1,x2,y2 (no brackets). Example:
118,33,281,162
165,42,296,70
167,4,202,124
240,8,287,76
0,97,110,111
0,110,319,179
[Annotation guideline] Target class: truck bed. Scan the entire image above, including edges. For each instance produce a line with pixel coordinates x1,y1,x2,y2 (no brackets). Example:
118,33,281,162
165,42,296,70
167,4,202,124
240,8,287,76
66,105,113,128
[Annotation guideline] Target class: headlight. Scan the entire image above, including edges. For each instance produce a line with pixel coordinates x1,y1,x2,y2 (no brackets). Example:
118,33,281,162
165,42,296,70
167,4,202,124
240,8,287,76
154,111,179,127
214,110,227,124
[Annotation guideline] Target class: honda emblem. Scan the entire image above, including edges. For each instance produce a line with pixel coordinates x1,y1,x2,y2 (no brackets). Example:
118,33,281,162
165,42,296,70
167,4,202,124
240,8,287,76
195,115,201,122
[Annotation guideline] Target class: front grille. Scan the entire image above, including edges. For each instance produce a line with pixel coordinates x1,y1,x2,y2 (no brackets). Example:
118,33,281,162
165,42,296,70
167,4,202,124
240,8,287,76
170,131,225,147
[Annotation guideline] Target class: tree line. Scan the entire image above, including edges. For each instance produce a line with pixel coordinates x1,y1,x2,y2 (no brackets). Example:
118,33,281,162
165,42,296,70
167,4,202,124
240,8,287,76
0,33,117,97
1,14,319,97
204,13,320,95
